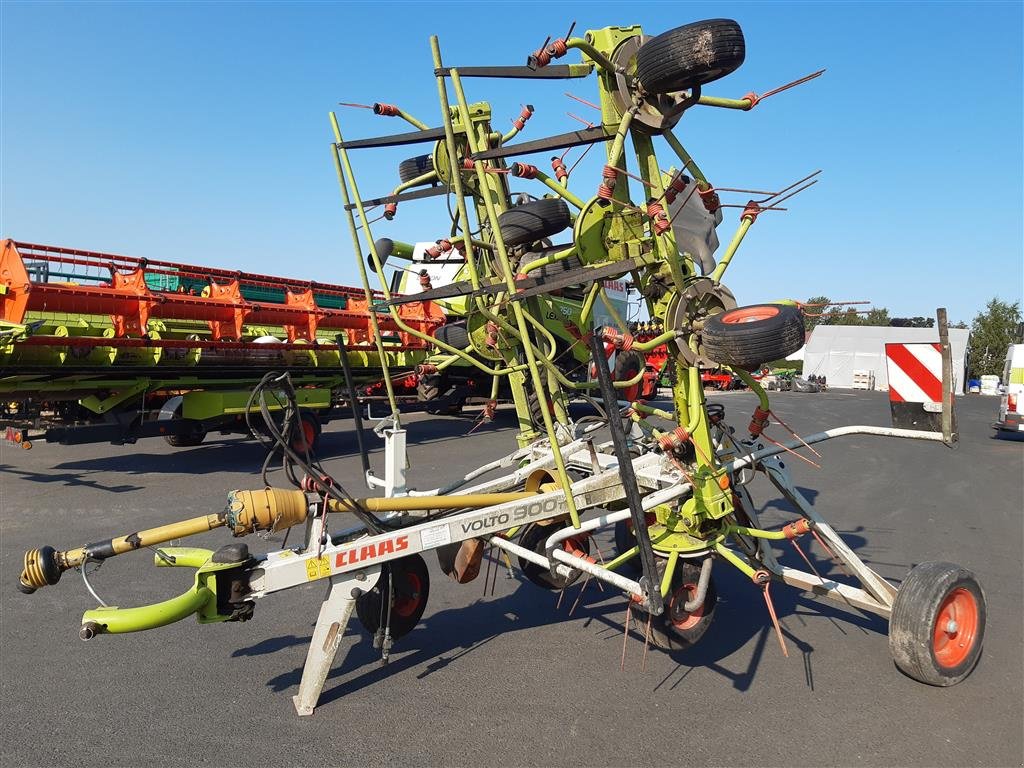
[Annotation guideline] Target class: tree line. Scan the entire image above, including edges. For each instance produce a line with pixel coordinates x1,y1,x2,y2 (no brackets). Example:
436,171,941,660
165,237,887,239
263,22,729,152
802,296,1022,377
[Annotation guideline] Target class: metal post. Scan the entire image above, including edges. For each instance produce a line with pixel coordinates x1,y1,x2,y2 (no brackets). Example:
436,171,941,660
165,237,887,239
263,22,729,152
937,307,957,445
587,330,664,615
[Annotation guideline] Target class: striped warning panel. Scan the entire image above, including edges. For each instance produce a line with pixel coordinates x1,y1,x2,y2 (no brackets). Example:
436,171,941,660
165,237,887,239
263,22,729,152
885,343,943,403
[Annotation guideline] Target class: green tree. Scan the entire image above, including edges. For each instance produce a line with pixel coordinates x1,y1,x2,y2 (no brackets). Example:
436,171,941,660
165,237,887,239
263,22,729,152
863,307,891,326
967,298,1022,377
803,295,831,332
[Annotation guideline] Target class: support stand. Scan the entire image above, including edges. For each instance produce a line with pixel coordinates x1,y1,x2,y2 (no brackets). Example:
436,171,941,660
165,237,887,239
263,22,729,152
292,567,381,716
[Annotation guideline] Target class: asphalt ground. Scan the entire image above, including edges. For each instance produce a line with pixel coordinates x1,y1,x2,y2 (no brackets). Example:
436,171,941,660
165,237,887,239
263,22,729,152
1,391,1021,768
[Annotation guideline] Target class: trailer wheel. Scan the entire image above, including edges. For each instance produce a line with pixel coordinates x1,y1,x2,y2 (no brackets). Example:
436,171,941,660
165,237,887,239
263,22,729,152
636,558,717,651
635,19,746,95
517,522,589,590
164,430,206,448
354,554,430,640
398,154,435,184
889,562,985,686
498,198,572,248
701,304,805,370
290,411,321,454
163,404,206,447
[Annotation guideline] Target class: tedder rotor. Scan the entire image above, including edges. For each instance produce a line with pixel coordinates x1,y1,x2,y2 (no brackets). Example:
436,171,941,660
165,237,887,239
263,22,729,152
18,18,985,716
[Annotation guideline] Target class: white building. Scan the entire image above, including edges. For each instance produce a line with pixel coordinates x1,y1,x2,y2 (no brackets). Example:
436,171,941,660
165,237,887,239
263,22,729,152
801,325,970,393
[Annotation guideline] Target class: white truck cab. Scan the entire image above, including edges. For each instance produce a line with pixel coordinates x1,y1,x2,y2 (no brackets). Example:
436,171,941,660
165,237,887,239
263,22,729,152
995,343,1024,434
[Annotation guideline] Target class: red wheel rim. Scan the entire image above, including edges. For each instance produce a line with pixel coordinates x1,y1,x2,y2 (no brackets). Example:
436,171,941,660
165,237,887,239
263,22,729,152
932,587,979,668
392,571,423,618
721,306,779,324
619,367,640,402
293,419,315,451
669,582,704,630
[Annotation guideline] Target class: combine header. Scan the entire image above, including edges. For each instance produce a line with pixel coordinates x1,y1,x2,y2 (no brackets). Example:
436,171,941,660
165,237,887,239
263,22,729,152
18,17,985,718
0,239,449,446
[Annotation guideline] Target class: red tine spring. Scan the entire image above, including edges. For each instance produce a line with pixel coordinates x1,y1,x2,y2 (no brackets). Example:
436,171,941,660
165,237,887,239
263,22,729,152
531,38,569,68
646,200,671,235
749,406,770,437
511,162,539,179
657,426,690,453
601,327,633,351
551,156,568,182
485,321,499,349
597,165,618,200
663,174,689,205
512,104,534,130
373,103,400,116
697,186,721,213
418,271,432,289
416,364,438,375
384,202,398,220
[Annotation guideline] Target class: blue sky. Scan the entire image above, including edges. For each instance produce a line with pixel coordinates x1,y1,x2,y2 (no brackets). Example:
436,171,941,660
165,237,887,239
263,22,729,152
2,1,1021,324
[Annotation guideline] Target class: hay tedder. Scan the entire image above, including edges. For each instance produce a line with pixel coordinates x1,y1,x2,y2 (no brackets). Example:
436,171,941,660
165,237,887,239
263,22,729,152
18,19,985,715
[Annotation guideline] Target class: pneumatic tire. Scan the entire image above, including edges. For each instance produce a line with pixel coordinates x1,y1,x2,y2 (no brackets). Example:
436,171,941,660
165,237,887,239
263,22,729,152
398,155,435,184
889,562,985,686
498,198,572,248
354,554,430,640
635,19,746,95
433,320,470,350
634,559,717,651
701,304,805,370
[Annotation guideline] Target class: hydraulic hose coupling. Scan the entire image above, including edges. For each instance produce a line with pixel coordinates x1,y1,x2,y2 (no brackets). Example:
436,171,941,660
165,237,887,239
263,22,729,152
224,488,308,536
527,38,568,68
550,156,568,182
510,162,539,179
19,546,64,593
512,104,535,131
749,406,770,437
384,202,398,220
372,103,401,117
658,426,691,454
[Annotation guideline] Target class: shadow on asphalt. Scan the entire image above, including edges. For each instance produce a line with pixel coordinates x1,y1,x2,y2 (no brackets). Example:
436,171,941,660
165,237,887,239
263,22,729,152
41,415,522,476
234,552,889,705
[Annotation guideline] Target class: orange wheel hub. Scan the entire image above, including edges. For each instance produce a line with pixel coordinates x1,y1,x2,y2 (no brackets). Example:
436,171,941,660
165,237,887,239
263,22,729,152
932,587,980,668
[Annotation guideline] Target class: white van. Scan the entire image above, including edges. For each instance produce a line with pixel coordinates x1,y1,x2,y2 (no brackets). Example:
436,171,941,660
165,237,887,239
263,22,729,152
995,344,1024,433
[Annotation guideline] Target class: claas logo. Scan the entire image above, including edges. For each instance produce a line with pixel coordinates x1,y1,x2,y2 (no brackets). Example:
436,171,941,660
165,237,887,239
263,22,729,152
335,535,409,568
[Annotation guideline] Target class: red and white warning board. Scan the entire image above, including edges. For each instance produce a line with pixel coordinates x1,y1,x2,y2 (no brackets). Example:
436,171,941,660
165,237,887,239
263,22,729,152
884,343,943,403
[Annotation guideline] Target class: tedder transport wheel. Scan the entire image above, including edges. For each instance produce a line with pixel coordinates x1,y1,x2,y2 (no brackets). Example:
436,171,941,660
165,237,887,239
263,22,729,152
165,430,206,448
635,19,746,95
701,303,805,370
517,522,590,590
888,562,986,686
433,320,470,350
613,349,646,402
636,558,717,651
498,198,572,248
290,411,322,454
397,154,435,184
355,554,431,640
